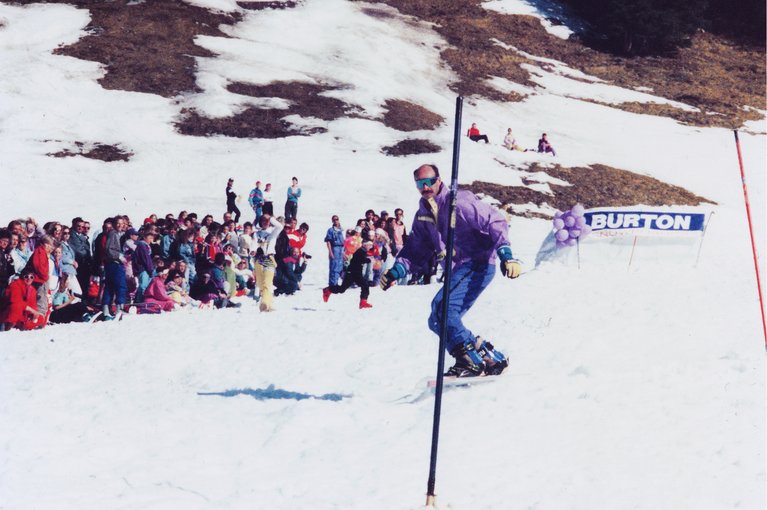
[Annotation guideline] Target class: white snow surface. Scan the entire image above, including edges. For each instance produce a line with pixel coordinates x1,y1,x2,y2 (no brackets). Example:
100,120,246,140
0,1,765,509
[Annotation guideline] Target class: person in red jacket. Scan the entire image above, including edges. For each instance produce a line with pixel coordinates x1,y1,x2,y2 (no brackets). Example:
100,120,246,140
0,268,45,331
29,234,55,326
467,122,489,144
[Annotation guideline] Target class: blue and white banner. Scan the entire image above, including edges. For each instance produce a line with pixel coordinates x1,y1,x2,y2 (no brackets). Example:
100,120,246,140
585,210,706,237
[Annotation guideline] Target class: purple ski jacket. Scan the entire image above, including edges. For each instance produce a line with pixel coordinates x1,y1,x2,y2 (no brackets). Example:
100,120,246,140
395,182,511,274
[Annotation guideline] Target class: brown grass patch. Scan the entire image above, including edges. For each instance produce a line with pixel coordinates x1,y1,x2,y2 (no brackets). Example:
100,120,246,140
47,141,133,162
356,0,765,128
177,81,358,138
227,81,356,121
47,0,241,97
464,162,714,218
381,100,445,131
382,139,443,156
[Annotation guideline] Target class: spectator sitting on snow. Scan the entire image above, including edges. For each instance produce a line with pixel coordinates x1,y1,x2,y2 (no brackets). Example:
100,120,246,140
503,128,527,152
467,122,490,144
50,274,95,324
165,270,197,307
274,246,307,297
538,133,556,156
142,269,176,312
0,267,45,331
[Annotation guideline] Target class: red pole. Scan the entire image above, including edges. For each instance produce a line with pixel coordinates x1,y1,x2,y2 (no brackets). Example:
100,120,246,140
733,130,767,349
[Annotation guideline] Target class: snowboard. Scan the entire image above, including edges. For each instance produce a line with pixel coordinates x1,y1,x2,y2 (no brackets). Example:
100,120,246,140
394,372,506,404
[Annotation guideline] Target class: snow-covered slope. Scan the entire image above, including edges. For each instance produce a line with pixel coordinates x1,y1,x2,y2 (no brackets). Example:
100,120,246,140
0,1,764,509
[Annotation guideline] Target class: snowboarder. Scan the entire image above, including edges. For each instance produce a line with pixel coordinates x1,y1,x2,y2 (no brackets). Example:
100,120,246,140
380,164,521,377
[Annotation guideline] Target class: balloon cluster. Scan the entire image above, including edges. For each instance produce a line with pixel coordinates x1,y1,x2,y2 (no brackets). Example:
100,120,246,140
553,204,591,248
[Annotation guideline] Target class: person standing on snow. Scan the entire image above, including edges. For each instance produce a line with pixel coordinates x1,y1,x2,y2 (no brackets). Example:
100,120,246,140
226,178,241,224
324,215,345,287
248,181,264,224
379,164,521,377
284,177,302,221
262,183,274,217
253,214,283,312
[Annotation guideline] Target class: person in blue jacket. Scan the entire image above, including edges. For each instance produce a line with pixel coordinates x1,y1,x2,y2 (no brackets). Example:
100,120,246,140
380,163,522,377
285,177,302,221
324,215,344,286
248,181,264,224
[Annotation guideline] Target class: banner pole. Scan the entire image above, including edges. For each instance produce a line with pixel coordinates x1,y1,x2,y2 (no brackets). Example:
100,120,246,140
733,130,767,349
576,237,581,269
425,96,463,507
628,236,638,270
694,211,714,268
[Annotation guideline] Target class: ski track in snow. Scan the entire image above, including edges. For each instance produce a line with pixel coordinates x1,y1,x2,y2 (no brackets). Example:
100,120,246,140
0,1,765,509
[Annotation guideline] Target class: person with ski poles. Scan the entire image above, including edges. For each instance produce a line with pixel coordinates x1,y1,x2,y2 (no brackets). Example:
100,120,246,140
379,163,521,377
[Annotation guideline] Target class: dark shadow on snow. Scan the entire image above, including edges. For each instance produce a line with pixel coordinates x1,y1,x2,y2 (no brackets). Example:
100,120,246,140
198,384,350,401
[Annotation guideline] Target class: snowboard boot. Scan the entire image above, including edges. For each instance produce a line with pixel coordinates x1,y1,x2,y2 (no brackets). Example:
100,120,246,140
359,299,373,309
322,287,332,303
476,337,509,376
445,342,485,378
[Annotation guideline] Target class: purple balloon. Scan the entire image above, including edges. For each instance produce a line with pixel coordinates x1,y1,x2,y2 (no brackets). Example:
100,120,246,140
555,229,569,241
581,225,592,237
564,215,576,228
571,204,585,217
566,238,577,246
569,228,581,238
553,218,565,230
556,240,567,249
554,211,563,219
575,216,586,228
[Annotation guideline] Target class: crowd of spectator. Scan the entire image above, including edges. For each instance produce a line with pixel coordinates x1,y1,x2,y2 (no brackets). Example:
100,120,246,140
0,194,317,331
0,173,426,330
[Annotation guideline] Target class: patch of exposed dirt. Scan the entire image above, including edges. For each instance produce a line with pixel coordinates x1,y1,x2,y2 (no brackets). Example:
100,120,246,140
176,81,359,138
356,0,765,128
463,162,714,218
382,139,443,156
47,141,133,162
227,81,356,121
42,0,241,97
381,100,445,131
176,107,323,139
237,1,298,10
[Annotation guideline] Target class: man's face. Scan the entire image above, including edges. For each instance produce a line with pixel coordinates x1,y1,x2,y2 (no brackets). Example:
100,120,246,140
0,238,9,250
414,165,441,200
289,219,297,230
332,216,340,227
116,219,126,232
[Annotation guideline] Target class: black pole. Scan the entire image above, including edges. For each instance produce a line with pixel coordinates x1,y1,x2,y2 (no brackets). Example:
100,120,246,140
425,96,463,507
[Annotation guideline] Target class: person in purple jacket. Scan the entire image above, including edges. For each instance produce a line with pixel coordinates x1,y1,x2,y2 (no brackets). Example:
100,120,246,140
380,163,522,377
